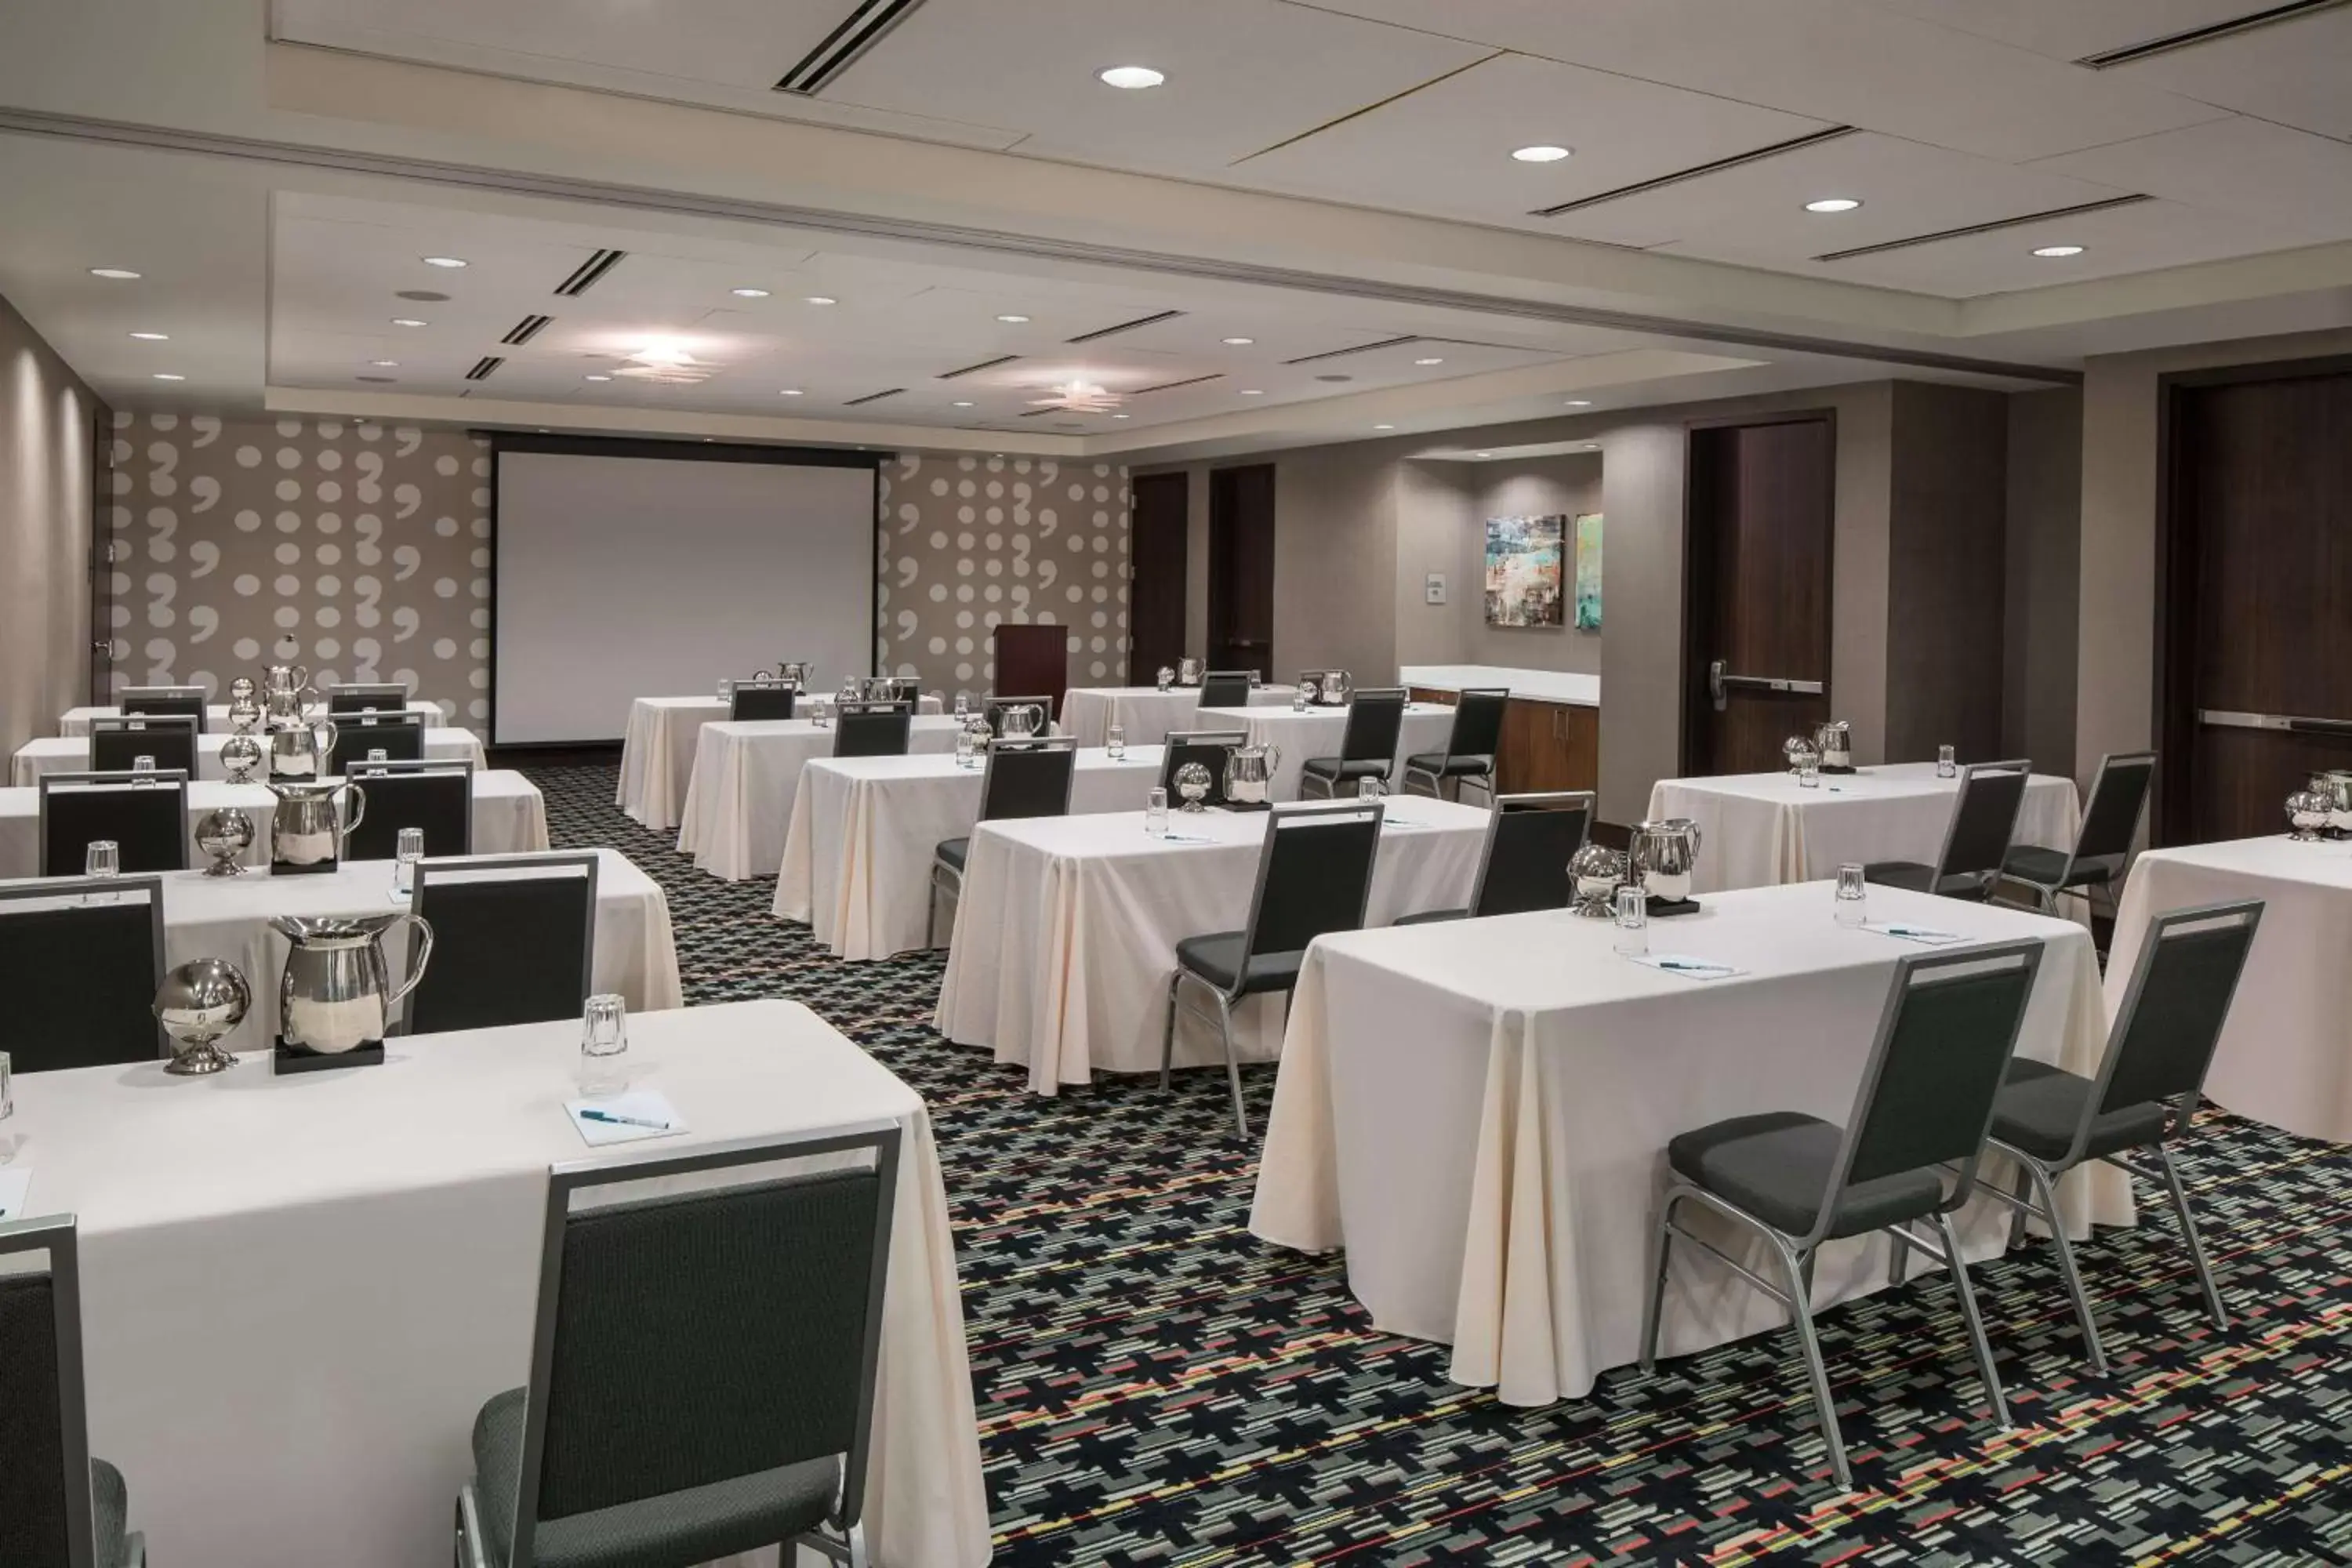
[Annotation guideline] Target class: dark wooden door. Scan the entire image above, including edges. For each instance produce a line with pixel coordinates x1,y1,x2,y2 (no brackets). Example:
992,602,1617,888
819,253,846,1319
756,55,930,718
1208,464,1276,679
1128,471,1189,684
1683,417,1835,775
2165,368,2352,843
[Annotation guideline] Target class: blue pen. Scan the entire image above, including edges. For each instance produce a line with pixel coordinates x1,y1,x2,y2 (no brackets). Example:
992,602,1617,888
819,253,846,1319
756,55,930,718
579,1108,671,1131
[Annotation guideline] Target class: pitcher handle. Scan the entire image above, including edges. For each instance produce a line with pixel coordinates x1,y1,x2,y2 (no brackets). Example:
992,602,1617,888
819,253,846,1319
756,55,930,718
1268,743,1280,771
340,782,368,838
385,912,434,1009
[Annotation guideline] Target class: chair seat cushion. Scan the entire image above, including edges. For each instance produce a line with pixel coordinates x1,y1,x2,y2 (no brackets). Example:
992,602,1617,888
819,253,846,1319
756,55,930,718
935,837,971,873
1403,753,1494,777
1990,1058,2170,1164
1300,757,1389,780
472,1387,838,1568
1861,861,1937,894
2002,844,2104,890
1174,931,1304,996
1393,908,1468,926
1668,1110,1944,1240
92,1457,131,1568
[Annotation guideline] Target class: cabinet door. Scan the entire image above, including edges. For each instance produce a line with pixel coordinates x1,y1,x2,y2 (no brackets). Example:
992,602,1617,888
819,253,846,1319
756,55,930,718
1499,700,1600,793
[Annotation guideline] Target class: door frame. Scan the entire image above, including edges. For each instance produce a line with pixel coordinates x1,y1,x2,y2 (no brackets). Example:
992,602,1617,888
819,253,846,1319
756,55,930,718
1675,408,1838,777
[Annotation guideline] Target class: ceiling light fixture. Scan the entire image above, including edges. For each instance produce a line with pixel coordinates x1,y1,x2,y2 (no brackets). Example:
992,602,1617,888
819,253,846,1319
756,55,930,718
1098,65,1165,89
1112,413,1132,419
1475,452,1493,459
996,314,1031,324
1221,336,1254,346
1240,388,1264,396
152,372,185,381
731,287,771,298
1512,144,1572,163
779,388,804,396
583,374,612,382
89,267,141,280
804,295,838,306
1565,398,1592,406
370,359,399,367
390,318,428,328
1374,423,1396,430
2033,244,2085,257
953,400,975,408
421,256,468,268
1031,379,1123,413
1415,357,1444,366
1803,198,1862,213
128,332,169,341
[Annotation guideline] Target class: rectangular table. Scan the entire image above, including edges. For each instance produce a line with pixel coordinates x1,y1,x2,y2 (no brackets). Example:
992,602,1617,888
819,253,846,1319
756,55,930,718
1061,684,1298,748
775,746,1167,960
1248,883,2129,1408
676,716,966,881
1198,702,1459,801
0,770,550,877
2107,835,2352,1142
6,1000,989,1568
60,700,445,736
936,797,1489,1094
1646,762,2082,895
13,726,487,786
619,694,943,833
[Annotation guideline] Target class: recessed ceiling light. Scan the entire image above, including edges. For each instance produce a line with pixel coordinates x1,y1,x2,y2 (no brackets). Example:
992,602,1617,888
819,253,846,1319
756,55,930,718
128,332,169,341
996,314,1031,324
1512,144,1572,163
583,374,612,382
1098,65,1165,89
1475,452,1493,459
1240,388,1264,396
731,287,771,298
1565,398,1592,406
2033,244,2085,258
1374,423,1396,430
1415,357,1444,366
152,372,184,382
1582,443,1599,450
1222,336,1254,346
804,296,838,306
1803,198,1862,214
1112,413,1131,419
370,359,399,368
779,388,804,396
953,400,975,408
390,318,428,328
89,267,141,280
421,256,468,268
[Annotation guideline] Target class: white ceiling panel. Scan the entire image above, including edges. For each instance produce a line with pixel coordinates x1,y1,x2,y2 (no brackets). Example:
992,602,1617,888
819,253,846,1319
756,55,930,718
1857,0,2267,60
2030,117,2352,243
2102,6,2352,140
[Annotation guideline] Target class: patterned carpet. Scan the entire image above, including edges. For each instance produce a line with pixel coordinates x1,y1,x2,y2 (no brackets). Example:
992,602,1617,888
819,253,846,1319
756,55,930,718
527,761,2352,1567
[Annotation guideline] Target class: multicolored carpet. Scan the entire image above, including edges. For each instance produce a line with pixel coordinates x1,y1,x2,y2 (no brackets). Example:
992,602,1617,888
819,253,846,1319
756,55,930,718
528,761,2352,1566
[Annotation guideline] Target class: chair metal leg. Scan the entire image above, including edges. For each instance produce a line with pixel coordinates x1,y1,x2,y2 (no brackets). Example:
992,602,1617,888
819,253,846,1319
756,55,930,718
1214,988,1248,1139
2023,1156,2109,1374
1638,1189,1680,1373
2154,1142,2228,1330
1888,1226,1908,1287
1159,970,1184,1091
1933,1212,2012,1430
1768,1233,1852,1490
2006,1160,2034,1250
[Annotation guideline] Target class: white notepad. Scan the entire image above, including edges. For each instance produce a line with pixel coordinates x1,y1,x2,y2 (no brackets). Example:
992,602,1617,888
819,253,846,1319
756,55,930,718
0,1167,32,1221
1624,952,1746,980
564,1091,687,1147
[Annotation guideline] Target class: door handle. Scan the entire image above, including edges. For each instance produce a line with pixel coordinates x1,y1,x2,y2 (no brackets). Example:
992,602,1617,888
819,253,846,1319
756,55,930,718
1711,659,1824,712
2199,708,2352,737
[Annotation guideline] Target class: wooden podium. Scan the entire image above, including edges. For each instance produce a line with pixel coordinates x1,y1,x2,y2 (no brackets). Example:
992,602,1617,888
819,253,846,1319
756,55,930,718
992,622,1071,717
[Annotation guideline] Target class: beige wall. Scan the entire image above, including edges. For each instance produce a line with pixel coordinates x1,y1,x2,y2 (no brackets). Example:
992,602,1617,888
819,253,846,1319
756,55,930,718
0,291,106,757
1447,455,1605,675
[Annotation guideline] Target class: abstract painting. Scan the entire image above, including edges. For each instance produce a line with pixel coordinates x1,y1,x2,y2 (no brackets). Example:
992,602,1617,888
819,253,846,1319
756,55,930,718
1484,514,1565,627
1573,512,1603,630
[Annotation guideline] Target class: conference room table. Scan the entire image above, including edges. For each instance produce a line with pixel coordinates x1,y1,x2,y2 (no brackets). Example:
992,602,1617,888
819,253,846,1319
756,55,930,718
1196,702,1458,801
0,769,550,877
775,746,1167,960
11,726,487,786
1061,683,1298,748
936,797,1489,1094
58,699,445,736
617,693,943,833
1248,882,2129,1408
1646,762,2082,895
8,999,989,1568
674,715,965,881
2106,834,2351,1143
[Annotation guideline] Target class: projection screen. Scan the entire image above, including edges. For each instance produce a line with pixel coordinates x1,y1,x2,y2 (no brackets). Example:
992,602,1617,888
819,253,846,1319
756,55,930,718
492,447,877,745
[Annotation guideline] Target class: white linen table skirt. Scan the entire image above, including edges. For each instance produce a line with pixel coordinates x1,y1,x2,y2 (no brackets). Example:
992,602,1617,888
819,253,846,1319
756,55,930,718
676,716,966,881
936,797,1489,1093
775,746,1169,959
0,770,550,877
619,695,942,832
60,700,444,737
1197,703,1460,800
2107,836,2352,1142
1250,882,2128,1407
1062,684,1298,748
1646,762,2082,895
6,1000,989,1568
12,726,486,786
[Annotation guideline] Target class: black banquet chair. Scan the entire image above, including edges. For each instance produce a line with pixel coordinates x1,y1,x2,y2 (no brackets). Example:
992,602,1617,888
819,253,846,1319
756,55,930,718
88,716,197,779
408,853,598,1035
832,703,912,759
728,682,798,723
1,1215,147,1568
117,684,206,731
345,759,474,861
1298,688,1407,800
2000,750,2155,919
325,682,412,717
39,771,190,877
1396,791,1592,924
928,738,1076,949
325,714,426,777
1196,670,1254,711
1157,729,1249,808
1163,800,1385,1138
1639,939,2045,1490
0,876,167,1073
456,1127,899,1568
1864,759,2031,900
1400,688,1508,803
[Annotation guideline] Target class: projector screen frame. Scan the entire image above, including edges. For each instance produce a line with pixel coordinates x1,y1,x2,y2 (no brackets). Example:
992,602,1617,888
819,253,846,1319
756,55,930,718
483,431,887,750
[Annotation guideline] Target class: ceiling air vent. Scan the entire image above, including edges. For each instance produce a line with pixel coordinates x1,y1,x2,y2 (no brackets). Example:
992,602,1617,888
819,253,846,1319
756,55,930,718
553,250,626,297
938,354,1022,381
2079,0,2349,65
465,356,504,382
500,315,554,347
1065,310,1184,345
775,0,931,95
1283,336,1417,366
1130,373,1225,396
1531,126,1855,218
844,387,906,406
1813,194,2150,262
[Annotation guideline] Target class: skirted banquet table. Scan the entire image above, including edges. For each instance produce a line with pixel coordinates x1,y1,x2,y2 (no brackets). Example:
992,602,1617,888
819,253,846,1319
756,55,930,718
675,715,966,881
1061,683,1298,748
0,769,550,877
1197,702,1459,801
12,726,486,786
1247,883,2128,1407
59,699,445,736
2107,834,2351,1142
775,746,1167,960
938,797,1489,1094
1646,762,2082,895
6,1000,990,1568
618,693,942,833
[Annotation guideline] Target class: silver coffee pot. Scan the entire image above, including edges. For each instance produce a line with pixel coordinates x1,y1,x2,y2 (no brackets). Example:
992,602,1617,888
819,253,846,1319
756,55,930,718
1177,657,1203,687
1813,720,1853,771
1221,741,1281,806
270,912,433,1054
268,717,336,780
1630,817,1704,904
266,777,365,873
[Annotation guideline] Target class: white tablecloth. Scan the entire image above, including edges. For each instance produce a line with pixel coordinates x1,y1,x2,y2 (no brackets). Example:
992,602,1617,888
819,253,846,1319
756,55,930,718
1061,684,1298,748
676,717,966,882
936,798,1490,1093
60,700,444,737
1646,762,2082,895
12,727,486,786
619,695,942,832
1197,703,1459,801
0,770,550,877
774,747,1170,960
2107,835,2352,1142
1249,881,2127,1406
6,1000,989,1568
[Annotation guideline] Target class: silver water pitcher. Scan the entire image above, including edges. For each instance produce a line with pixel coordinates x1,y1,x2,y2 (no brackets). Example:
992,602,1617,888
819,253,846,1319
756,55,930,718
1000,702,1044,742
270,913,433,1054
262,662,314,728
1813,720,1853,771
1630,817,1704,904
1221,741,1280,806
266,778,365,874
1177,657,1203,687
268,717,336,781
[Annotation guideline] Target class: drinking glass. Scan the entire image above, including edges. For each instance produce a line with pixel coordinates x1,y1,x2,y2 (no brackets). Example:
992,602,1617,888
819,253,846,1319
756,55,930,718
1292,689,1309,712
953,692,969,718
1796,753,1821,789
1936,745,1957,779
1106,724,1126,761
132,754,157,781
1145,787,1170,839
579,993,628,1097
955,728,977,769
367,747,388,764
0,1051,13,1164
1613,884,1650,956
718,677,734,704
1358,776,1383,801
85,840,119,879
1835,862,1867,928
394,826,425,898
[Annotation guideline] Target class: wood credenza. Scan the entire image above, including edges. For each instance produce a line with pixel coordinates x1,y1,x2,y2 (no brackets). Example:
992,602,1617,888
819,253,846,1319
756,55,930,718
1408,688,1599,794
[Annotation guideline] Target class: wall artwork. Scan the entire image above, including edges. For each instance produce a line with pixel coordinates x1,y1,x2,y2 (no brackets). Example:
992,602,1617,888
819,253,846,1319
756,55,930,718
1573,512,1603,630
1484,514,1565,628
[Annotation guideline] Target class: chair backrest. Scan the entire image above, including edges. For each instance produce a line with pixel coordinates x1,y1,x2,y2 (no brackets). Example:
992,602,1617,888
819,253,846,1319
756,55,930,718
89,715,196,777
344,759,474,860
2068,750,2157,880
0,1216,100,1568
118,685,206,731
325,682,412,717
1441,688,1511,762
984,695,1055,735
1469,791,1593,917
0,877,166,1071
1336,688,1409,766
38,771,189,876
2091,899,2263,1134
506,1128,900,1568
1821,939,2044,1235
1196,671,1253,710
1931,760,2031,891
324,714,426,776
1158,729,1248,805
1239,801,1385,971
408,853,597,1035
728,684,798,723
832,706,912,758
978,738,1076,822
